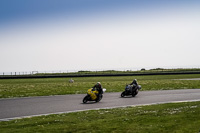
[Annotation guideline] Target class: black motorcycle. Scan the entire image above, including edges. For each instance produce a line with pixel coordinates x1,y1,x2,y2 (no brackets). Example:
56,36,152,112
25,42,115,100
121,84,141,97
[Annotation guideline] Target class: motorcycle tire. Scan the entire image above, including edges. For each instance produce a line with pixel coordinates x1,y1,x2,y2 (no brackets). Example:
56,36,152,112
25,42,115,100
96,95,103,102
132,89,138,97
83,96,88,103
135,89,139,95
121,91,125,97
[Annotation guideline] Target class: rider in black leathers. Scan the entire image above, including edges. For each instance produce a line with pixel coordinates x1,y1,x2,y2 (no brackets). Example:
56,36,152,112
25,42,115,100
93,82,103,99
129,79,138,93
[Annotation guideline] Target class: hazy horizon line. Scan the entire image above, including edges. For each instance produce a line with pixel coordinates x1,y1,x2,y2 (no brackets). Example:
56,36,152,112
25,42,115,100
1,66,200,75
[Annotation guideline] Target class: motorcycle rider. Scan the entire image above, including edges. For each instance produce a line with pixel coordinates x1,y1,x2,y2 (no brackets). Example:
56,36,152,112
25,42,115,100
129,79,138,93
93,82,103,100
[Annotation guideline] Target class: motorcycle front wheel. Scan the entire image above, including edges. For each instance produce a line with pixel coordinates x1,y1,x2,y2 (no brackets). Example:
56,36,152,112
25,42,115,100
83,96,88,103
121,91,125,97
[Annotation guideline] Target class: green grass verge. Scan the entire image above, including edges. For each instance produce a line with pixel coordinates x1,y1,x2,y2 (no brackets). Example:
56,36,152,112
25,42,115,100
0,74,200,98
1,101,200,133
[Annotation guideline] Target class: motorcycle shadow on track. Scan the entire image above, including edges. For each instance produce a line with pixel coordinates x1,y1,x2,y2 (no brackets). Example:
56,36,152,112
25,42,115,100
81,101,104,104
119,95,136,98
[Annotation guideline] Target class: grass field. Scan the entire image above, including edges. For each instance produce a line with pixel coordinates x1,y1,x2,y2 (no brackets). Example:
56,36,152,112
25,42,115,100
1,101,200,133
0,74,200,98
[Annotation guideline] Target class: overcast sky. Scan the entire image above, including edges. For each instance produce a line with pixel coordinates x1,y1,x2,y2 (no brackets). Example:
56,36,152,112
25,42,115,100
0,0,200,73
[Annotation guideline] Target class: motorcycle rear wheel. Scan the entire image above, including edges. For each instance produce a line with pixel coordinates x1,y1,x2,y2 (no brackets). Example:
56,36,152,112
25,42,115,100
132,89,138,97
96,95,103,102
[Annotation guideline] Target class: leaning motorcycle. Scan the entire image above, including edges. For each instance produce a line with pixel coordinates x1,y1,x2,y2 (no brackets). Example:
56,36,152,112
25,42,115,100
83,88,106,103
121,84,141,97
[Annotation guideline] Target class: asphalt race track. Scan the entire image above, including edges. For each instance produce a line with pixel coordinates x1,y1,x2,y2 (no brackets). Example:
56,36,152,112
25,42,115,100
0,89,200,121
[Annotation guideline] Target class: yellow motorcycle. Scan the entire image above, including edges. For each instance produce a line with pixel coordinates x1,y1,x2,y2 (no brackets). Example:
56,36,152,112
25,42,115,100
83,88,106,103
